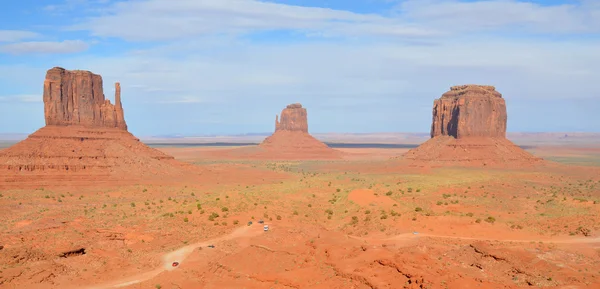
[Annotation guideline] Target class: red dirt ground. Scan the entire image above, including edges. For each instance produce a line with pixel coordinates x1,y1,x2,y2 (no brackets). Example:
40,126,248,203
1,144,600,289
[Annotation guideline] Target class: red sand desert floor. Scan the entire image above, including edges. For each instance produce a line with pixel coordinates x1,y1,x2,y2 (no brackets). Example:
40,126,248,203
1,145,600,289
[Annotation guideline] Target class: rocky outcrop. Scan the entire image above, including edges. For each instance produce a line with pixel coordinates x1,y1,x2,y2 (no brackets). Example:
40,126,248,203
275,103,308,133
404,85,543,167
0,67,197,187
431,85,506,139
43,67,127,130
251,103,341,160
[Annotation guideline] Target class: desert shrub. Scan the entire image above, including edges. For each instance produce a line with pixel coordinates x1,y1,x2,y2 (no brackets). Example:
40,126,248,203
183,217,189,222
308,204,312,207
365,210,371,214
131,202,136,207
416,189,421,192
436,201,443,205
407,188,413,193
325,209,334,215
475,218,482,223
208,212,219,221
380,214,388,220
276,215,282,220
386,191,393,196
233,220,239,225
415,207,423,212
484,216,496,223
221,207,229,212
293,210,299,215
466,212,474,217
336,188,341,192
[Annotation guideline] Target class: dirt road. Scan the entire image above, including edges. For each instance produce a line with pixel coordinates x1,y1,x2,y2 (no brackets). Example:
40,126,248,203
84,225,265,289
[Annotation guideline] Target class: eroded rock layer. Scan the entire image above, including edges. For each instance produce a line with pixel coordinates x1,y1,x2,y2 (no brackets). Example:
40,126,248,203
275,103,308,133
405,85,543,167
255,103,341,159
44,67,127,129
0,67,196,187
431,85,506,139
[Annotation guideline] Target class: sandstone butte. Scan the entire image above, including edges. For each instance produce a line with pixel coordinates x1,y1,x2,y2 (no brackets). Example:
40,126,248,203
0,67,195,188
404,85,544,167
257,103,342,159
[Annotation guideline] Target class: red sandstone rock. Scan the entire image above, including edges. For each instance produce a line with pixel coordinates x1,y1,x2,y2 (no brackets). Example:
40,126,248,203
254,103,341,160
405,85,543,167
431,85,506,139
43,67,127,130
275,103,308,133
0,67,197,187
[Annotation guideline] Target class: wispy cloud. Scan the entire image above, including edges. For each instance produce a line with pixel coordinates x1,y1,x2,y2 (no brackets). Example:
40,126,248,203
0,94,42,103
70,0,440,41
0,40,89,54
69,0,600,42
396,0,600,34
154,96,206,104
0,30,39,42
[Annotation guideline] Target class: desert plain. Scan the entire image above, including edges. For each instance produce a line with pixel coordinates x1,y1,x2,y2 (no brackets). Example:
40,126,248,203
1,69,600,289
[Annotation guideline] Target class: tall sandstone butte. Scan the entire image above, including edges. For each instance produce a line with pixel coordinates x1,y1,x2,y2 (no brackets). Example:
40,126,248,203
44,67,127,130
404,84,543,167
430,85,506,139
275,103,309,133
0,67,197,188
255,103,340,159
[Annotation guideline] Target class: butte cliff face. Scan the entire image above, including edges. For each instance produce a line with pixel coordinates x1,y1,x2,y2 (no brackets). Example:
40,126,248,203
430,85,506,139
404,85,543,167
44,67,127,130
0,67,195,188
275,103,308,133
255,103,340,160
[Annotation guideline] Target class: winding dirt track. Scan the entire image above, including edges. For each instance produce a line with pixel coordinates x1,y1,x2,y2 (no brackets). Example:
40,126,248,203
83,225,600,289
84,225,265,289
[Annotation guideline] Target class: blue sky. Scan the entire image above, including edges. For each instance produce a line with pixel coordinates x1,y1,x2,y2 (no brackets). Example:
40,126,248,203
0,0,599,136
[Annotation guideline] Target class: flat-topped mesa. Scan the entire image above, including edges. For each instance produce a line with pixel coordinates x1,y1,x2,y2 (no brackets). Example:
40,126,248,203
274,103,308,133
43,67,127,130
431,84,506,139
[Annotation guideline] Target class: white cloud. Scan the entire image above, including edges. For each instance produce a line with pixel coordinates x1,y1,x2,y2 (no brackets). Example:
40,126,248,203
71,0,440,41
0,40,89,54
0,30,39,42
396,0,600,34
69,0,600,42
154,96,207,104
0,94,42,103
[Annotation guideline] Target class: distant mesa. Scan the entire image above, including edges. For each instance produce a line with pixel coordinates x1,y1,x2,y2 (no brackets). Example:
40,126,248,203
404,85,544,167
257,103,341,159
0,67,195,187
211,103,342,160
274,103,308,133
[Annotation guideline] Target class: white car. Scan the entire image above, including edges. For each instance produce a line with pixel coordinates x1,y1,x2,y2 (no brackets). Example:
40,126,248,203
263,225,269,231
